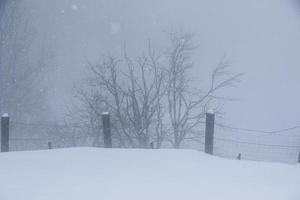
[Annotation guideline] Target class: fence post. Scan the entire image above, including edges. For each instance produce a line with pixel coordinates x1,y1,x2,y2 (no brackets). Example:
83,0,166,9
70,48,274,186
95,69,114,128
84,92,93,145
298,151,300,163
1,113,9,152
237,153,241,160
205,110,215,155
102,112,112,148
48,142,52,150
150,142,154,149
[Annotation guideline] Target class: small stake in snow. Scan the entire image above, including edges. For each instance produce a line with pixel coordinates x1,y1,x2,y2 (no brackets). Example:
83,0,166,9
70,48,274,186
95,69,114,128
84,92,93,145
237,153,241,160
150,142,154,149
48,142,52,150
1,113,9,152
205,110,215,155
298,151,300,163
102,112,112,148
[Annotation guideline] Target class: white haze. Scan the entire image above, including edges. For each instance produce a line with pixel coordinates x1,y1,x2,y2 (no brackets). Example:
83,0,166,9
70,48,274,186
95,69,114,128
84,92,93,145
25,0,300,132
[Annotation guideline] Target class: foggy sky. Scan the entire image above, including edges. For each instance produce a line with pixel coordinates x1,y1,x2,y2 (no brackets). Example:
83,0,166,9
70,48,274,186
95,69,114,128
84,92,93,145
26,0,300,134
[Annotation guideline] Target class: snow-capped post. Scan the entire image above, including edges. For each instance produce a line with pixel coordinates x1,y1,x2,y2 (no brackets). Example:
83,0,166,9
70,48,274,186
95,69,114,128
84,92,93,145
205,110,215,155
102,112,112,148
1,113,9,152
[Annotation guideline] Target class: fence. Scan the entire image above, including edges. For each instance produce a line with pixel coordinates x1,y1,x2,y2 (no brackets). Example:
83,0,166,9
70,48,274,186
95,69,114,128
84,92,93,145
0,112,113,152
1,112,300,164
205,114,300,164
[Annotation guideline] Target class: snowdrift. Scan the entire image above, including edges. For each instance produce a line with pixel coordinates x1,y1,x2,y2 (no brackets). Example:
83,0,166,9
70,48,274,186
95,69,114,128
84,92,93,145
0,148,299,200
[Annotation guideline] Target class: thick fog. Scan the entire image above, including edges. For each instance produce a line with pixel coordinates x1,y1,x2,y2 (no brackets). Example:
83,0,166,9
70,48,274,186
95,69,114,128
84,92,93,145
24,0,300,132
2,0,300,155
2,1,300,198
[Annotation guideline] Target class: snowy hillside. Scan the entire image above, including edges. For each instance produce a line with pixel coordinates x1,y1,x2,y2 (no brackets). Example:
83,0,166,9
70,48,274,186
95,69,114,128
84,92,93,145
0,148,299,200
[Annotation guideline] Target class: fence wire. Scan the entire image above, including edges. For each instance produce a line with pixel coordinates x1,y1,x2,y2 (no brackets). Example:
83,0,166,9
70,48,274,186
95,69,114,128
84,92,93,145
212,123,300,164
8,121,90,151
3,120,300,164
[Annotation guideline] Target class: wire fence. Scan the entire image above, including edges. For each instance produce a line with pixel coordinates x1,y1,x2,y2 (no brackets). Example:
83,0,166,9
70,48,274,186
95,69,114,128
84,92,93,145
8,121,86,151
212,123,300,163
2,116,300,164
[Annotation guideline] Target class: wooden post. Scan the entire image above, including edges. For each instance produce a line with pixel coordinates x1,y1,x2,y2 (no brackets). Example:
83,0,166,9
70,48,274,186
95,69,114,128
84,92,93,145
298,151,300,163
48,142,52,150
102,112,112,148
1,113,9,152
205,111,215,155
237,153,241,160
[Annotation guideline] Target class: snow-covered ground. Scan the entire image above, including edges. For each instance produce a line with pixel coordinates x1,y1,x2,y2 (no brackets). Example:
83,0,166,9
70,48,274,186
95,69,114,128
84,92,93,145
0,148,299,200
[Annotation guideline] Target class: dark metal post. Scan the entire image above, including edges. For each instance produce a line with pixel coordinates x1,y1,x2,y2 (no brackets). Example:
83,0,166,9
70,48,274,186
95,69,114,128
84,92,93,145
102,112,112,148
205,111,215,155
1,114,9,152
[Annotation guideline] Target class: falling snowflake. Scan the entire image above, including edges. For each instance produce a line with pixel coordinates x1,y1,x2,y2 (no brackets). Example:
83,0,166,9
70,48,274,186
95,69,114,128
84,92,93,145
71,4,78,11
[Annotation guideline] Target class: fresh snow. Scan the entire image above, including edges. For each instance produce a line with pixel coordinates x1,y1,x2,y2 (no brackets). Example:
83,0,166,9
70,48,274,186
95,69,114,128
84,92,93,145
2,113,8,117
207,109,214,114
0,148,299,200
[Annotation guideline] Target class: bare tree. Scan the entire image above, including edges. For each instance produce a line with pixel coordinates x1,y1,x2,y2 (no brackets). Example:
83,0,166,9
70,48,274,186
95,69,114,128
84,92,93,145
66,87,107,147
148,43,167,148
122,50,166,148
70,32,241,149
70,44,166,148
87,57,134,147
166,33,242,148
